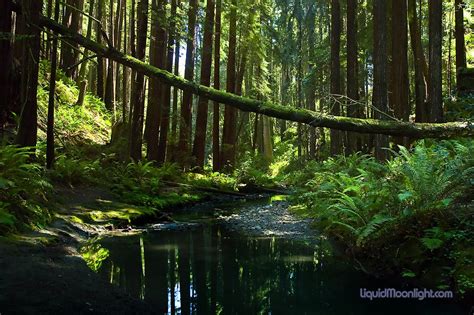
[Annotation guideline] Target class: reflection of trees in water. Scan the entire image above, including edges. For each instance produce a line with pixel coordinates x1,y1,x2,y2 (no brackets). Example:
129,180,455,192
178,233,191,315
144,235,168,313
99,226,337,314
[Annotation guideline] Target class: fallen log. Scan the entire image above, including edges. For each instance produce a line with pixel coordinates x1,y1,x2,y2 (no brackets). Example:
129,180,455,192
38,16,474,139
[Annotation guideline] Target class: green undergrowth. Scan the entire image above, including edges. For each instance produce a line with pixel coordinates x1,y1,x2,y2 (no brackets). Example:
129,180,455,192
0,146,52,234
37,60,111,145
290,139,474,296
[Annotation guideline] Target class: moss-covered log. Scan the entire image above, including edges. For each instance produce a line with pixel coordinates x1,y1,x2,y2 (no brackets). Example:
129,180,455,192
39,16,474,139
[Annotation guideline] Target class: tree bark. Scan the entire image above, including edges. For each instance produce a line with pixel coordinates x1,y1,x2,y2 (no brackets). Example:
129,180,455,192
104,0,116,112
391,0,410,146
428,0,443,123
169,0,181,163
16,0,43,148
145,0,167,162
221,0,237,170
192,0,215,169
76,0,95,107
129,0,148,160
330,0,342,156
346,0,360,153
122,0,129,122
307,4,317,158
178,0,198,167
38,15,474,139
96,0,105,99
47,0,60,169
373,0,389,160
157,0,178,164
61,0,84,80
212,0,222,171
455,0,467,88
408,0,429,123
0,0,13,132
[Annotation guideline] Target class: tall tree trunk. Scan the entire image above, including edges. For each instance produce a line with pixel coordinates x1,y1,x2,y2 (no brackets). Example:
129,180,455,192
169,1,181,162
129,0,149,160
221,0,237,170
0,0,13,132
145,0,167,161
428,0,443,123
114,0,124,109
192,0,215,169
104,0,116,113
129,0,136,124
330,0,342,156
346,0,360,153
61,0,84,80
408,0,429,123
373,0,389,160
178,0,198,167
45,0,53,57
76,0,95,107
455,0,467,88
47,0,60,169
391,0,409,145
122,1,129,122
296,0,303,158
96,0,105,99
307,5,317,158
212,0,222,171
16,0,43,148
157,0,178,164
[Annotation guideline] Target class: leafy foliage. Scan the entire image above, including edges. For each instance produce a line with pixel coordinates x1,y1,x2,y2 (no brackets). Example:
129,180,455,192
290,140,474,294
0,146,52,233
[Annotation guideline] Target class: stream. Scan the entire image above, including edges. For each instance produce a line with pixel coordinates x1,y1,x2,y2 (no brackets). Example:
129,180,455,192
96,197,465,314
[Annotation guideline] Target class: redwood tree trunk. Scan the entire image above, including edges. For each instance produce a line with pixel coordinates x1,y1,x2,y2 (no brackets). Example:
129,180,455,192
169,0,181,162
192,0,215,169
129,0,148,160
221,0,237,170
346,0,360,153
61,0,84,80
391,0,409,145
0,0,13,131
408,0,429,123
330,0,342,156
373,0,389,160
455,0,467,88
157,0,178,164
104,0,116,112
96,0,105,99
16,0,43,148
428,0,443,123
145,0,167,161
47,0,60,169
212,0,222,171
178,0,198,167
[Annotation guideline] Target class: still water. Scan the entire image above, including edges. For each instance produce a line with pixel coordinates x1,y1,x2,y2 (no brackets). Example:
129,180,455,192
97,198,465,315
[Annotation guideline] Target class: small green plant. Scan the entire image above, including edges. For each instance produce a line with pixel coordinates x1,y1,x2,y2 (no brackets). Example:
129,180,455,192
0,145,52,233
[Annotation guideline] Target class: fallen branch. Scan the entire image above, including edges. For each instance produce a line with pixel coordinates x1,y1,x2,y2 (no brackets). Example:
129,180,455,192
37,15,474,139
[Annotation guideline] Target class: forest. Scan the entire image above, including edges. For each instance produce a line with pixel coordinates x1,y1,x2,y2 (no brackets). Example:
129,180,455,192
0,0,473,313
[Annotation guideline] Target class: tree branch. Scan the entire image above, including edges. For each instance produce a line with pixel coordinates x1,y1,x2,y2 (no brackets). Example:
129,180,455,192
37,15,473,139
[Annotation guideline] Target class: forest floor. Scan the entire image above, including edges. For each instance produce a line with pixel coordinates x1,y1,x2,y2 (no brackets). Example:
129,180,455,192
0,187,310,314
0,187,158,314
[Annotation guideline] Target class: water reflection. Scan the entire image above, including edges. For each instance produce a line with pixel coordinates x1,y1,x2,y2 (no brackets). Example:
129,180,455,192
98,218,464,314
